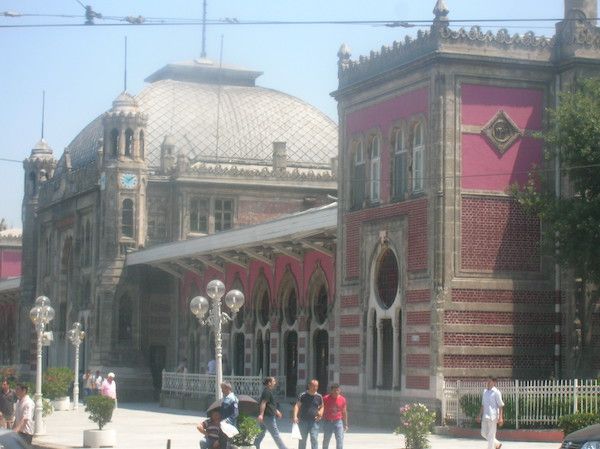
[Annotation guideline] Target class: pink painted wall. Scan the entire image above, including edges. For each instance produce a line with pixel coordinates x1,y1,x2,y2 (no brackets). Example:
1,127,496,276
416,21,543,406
0,249,21,279
461,84,544,191
346,87,429,203
179,250,335,311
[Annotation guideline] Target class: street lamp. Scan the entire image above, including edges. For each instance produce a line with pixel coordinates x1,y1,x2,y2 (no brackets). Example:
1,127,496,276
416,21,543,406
67,322,85,410
29,295,55,435
190,279,245,400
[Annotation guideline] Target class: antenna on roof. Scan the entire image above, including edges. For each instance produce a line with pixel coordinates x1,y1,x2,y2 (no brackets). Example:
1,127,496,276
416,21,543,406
201,0,207,58
124,36,128,91
214,34,224,161
41,90,46,139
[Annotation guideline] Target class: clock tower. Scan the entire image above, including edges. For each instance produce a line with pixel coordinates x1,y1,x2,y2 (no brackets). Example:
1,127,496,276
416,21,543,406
99,92,148,259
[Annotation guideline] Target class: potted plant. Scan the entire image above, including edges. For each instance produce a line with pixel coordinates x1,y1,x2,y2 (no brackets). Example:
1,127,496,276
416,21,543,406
230,414,261,449
43,367,73,411
83,395,116,447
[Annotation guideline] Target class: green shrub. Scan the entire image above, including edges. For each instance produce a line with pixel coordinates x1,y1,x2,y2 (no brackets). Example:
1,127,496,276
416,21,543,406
43,367,74,400
231,413,261,446
558,413,600,436
85,395,115,430
42,398,53,417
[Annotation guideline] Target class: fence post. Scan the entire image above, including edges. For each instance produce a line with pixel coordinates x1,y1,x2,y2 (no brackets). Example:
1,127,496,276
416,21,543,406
441,380,447,426
574,379,578,414
515,379,519,430
456,380,461,427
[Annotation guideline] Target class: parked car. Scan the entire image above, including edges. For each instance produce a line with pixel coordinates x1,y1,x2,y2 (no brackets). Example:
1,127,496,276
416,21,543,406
560,423,600,449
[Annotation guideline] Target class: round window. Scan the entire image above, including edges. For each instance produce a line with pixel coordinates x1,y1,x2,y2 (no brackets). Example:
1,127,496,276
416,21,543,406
313,285,328,325
259,291,270,326
284,290,297,326
376,249,399,309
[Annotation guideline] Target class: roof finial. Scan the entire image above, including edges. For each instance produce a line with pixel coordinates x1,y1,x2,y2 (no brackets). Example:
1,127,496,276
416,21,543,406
433,0,449,22
201,0,207,58
41,90,45,140
124,36,128,92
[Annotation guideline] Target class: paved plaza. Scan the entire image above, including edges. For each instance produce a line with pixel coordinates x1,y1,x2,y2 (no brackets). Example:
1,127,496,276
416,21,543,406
30,402,561,449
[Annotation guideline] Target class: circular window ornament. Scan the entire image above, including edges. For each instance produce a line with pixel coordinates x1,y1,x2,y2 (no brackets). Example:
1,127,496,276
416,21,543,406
376,249,399,309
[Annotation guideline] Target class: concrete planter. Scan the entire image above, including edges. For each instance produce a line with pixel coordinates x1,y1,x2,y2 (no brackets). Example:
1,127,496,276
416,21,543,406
52,396,70,411
83,429,116,447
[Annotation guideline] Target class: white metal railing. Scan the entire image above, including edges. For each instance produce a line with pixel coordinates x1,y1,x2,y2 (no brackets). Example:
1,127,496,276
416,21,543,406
443,379,600,429
161,371,286,399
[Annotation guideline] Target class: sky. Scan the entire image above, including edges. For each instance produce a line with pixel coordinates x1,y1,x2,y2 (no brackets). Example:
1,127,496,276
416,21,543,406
0,0,567,228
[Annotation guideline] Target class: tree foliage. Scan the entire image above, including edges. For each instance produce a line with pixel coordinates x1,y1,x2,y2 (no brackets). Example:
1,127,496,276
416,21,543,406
513,78,600,283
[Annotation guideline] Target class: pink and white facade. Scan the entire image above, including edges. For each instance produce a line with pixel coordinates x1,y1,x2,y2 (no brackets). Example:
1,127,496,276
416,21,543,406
332,0,600,425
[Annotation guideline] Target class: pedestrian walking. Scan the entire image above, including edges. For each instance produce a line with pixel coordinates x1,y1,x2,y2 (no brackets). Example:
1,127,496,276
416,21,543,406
101,372,117,407
13,383,34,445
254,377,289,449
293,379,323,449
94,370,103,395
0,378,16,429
477,376,504,449
322,383,348,449
83,370,94,402
220,382,239,427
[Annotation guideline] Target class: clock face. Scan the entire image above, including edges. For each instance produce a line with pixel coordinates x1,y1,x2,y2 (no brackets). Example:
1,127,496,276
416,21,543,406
120,173,138,189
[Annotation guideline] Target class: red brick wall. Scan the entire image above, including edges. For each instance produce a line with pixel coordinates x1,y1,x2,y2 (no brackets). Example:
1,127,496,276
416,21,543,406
461,196,540,272
406,376,430,389
344,199,428,279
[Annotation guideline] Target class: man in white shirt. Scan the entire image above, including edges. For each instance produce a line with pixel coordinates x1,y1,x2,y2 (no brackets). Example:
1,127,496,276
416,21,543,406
13,383,35,445
477,377,504,449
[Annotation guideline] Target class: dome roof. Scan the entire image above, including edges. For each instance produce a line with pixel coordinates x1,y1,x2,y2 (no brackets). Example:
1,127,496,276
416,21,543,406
64,59,337,171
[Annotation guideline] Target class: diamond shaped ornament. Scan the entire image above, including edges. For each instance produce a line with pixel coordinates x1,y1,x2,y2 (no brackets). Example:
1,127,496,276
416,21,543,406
481,110,522,155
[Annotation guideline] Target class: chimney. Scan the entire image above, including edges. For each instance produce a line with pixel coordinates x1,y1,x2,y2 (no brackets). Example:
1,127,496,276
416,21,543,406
272,142,287,172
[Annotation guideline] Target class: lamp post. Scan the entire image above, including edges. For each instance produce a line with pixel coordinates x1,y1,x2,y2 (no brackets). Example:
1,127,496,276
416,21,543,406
67,322,85,410
190,279,244,400
29,295,55,435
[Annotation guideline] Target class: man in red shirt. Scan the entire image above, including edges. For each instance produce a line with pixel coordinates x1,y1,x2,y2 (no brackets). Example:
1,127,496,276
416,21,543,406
322,383,348,449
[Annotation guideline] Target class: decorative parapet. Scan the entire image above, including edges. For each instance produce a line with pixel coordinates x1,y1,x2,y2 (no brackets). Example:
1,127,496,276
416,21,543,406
184,161,336,182
38,161,100,205
337,25,556,89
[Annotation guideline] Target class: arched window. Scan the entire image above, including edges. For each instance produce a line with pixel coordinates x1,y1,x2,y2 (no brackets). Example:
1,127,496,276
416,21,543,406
284,289,297,326
121,199,134,238
28,172,37,196
392,127,407,199
118,294,133,342
313,285,328,325
258,291,270,327
255,331,264,376
124,129,134,157
139,130,145,159
350,141,365,210
369,136,380,202
84,220,92,266
110,129,119,158
412,122,424,192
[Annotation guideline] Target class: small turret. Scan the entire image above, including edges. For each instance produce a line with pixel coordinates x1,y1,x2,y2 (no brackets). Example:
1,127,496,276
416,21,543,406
160,135,177,174
102,92,147,162
565,0,597,22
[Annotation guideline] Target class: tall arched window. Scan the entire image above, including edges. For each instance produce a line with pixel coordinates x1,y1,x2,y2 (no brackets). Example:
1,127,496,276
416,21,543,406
350,141,365,210
28,172,37,196
412,122,424,192
110,129,119,158
139,130,145,159
369,136,381,202
122,199,134,238
392,127,407,199
124,129,134,157
84,220,92,266
118,294,133,342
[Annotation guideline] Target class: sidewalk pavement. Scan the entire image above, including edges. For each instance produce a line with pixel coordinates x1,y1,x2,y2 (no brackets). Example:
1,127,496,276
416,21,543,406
32,402,561,449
